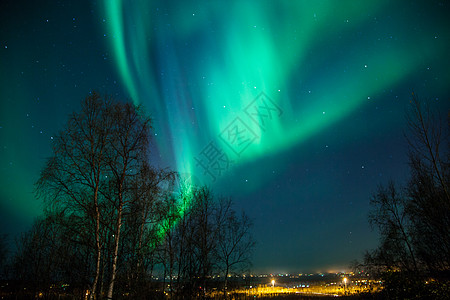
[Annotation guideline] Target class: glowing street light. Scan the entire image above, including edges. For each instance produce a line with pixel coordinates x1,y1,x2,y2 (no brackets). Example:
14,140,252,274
343,277,347,290
271,279,275,288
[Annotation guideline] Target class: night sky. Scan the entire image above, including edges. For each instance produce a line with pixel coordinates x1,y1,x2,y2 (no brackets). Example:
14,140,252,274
1,0,450,273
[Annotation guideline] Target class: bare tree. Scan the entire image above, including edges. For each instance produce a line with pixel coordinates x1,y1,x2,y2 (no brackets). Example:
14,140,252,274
406,92,449,202
368,182,417,272
156,190,180,297
118,164,174,297
364,93,449,297
405,93,450,274
36,93,157,299
36,92,113,298
215,198,255,297
191,186,217,296
102,101,151,299
152,184,256,298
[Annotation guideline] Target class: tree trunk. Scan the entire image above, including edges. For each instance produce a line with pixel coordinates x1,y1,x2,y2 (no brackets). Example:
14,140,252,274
107,203,123,299
90,243,101,300
90,186,101,300
224,264,229,299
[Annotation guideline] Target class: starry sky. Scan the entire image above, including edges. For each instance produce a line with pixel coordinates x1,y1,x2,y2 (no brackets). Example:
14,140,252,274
1,0,449,273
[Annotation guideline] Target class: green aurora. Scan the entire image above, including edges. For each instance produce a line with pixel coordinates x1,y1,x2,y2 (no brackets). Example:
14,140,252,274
101,0,448,188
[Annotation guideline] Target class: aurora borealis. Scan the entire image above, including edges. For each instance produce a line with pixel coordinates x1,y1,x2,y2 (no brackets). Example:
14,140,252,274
1,0,450,272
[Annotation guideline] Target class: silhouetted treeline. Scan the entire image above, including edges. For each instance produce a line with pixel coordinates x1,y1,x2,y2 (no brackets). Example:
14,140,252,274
1,93,254,299
357,93,450,298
